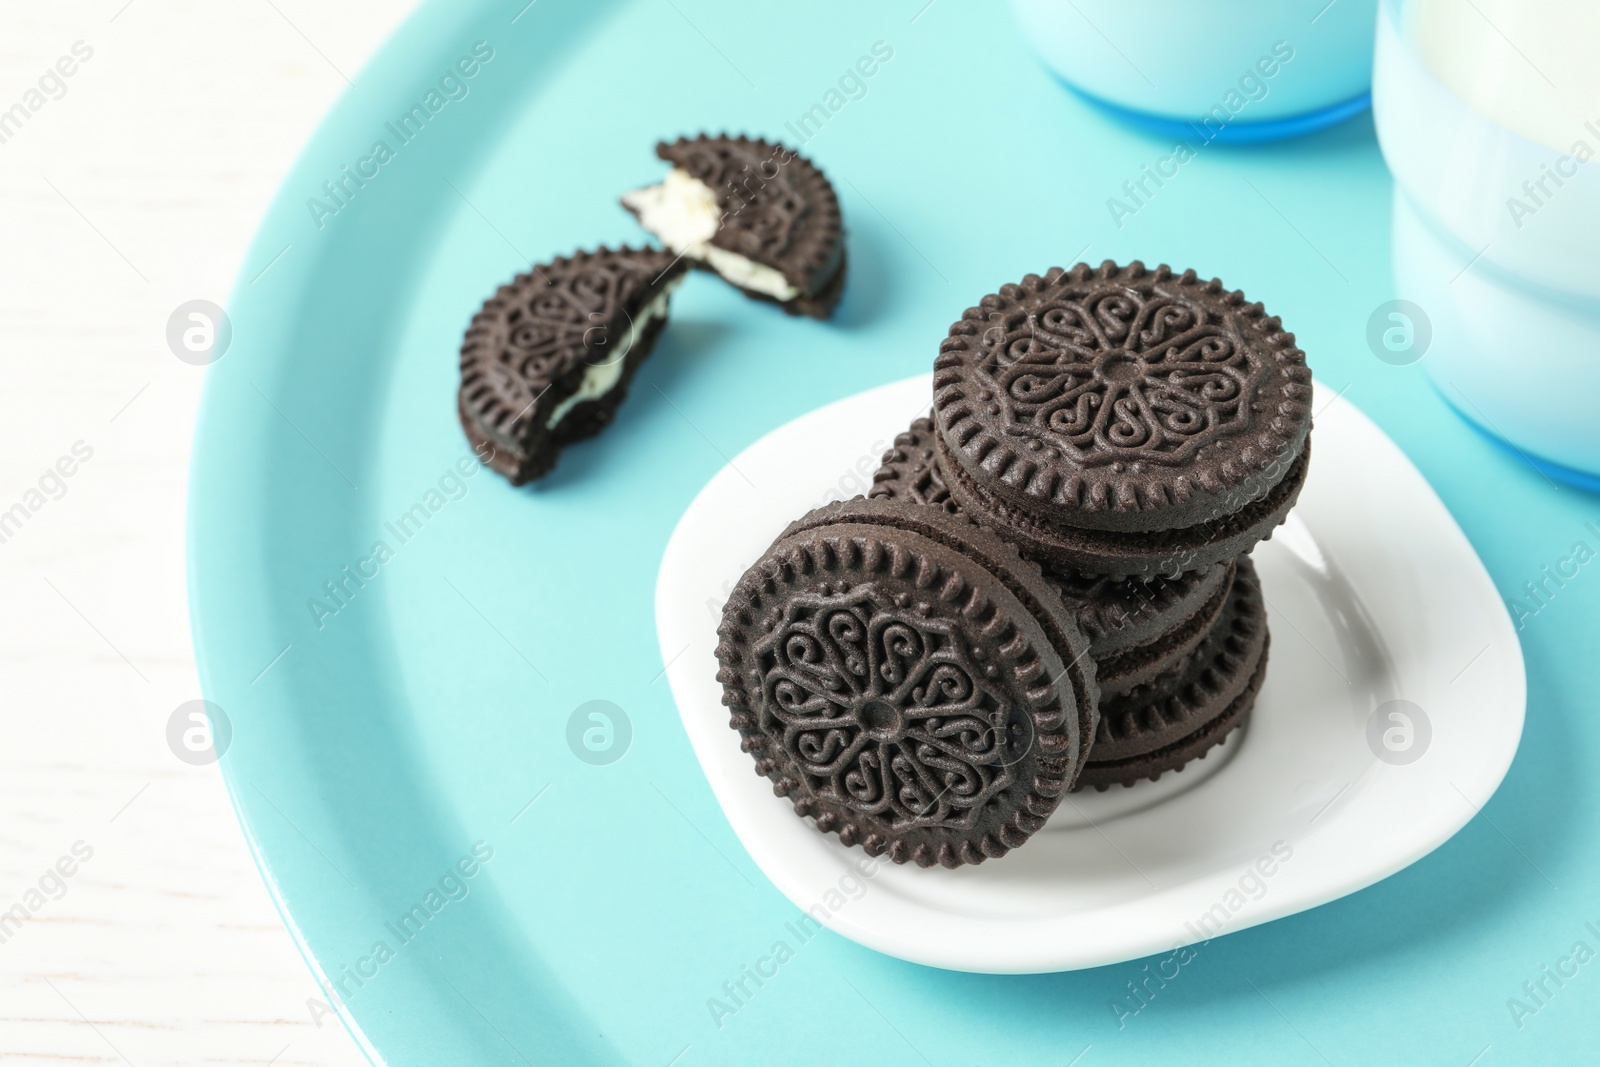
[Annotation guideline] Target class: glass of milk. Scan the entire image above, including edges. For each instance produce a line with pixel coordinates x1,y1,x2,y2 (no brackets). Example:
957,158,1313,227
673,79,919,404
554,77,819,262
1009,0,1378,142
1375,0,1600,487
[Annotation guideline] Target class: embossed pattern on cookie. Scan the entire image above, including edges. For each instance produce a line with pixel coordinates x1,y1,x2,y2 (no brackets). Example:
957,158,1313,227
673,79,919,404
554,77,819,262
716,498,1097,868
932,261,1312,535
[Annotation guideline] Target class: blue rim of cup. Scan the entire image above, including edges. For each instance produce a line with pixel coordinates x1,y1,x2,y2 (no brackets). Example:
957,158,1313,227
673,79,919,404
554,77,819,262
1054,76,1372,145
1432,379,1600,494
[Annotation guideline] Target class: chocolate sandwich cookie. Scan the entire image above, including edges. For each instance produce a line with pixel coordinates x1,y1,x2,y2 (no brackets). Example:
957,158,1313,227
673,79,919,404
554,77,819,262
932,262,1313,578
869,415,1235,696
622,134,845,318
1047,559,1232,662
868,415,959,514
1074,556,1269,790
458,247,685,484
1083,558,1234,698
1073,665,1264,792
715,497,1098,867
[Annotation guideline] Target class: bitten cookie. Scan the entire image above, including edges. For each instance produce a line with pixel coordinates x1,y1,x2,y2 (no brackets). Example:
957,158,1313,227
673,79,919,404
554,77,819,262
622,134,846,318
1075,555,1269,790
458,247,685,484
715,497,1098,868
869,415,1235,696
931,262,1313,578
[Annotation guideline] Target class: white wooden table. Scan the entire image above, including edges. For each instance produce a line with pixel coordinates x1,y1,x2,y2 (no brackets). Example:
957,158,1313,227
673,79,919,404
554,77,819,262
0,3,415,1063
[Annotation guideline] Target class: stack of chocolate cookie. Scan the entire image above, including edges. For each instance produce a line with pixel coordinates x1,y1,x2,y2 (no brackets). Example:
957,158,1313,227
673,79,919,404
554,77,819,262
717,261,1313,866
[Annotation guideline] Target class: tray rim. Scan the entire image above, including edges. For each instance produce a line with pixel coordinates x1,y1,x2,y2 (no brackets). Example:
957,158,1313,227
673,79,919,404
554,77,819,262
186,1,641,1062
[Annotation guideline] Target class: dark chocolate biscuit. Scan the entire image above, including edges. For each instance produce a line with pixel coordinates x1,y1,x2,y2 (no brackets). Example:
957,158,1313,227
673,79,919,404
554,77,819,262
869,415,1236,687
622,134,845,318
1075,556,1269,789
458,247,685,484
1091,559,1234,698
938,431,1308,580
1046,558,1232,660
715,497,1098,868
868,415,960,514
1073,642,1265,791
932,261,1313,575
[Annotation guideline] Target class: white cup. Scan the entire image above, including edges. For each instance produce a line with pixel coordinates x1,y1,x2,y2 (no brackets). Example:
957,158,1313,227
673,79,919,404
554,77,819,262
1375,0,1600,484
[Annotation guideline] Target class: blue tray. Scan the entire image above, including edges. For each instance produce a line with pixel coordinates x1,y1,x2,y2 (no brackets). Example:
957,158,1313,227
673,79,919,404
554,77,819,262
189,0,1597,1062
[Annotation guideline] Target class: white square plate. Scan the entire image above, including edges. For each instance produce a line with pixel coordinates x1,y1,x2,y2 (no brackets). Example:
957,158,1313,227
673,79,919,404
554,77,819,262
656,375,1524,973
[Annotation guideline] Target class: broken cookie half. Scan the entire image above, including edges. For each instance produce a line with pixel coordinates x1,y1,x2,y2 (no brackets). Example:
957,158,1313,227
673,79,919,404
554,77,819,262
622,134,846,319
458,247,685,484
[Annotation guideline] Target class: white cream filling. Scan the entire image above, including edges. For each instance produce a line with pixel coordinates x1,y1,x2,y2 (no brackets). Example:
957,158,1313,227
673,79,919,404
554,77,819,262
622,167,801,302
545,281,678,429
